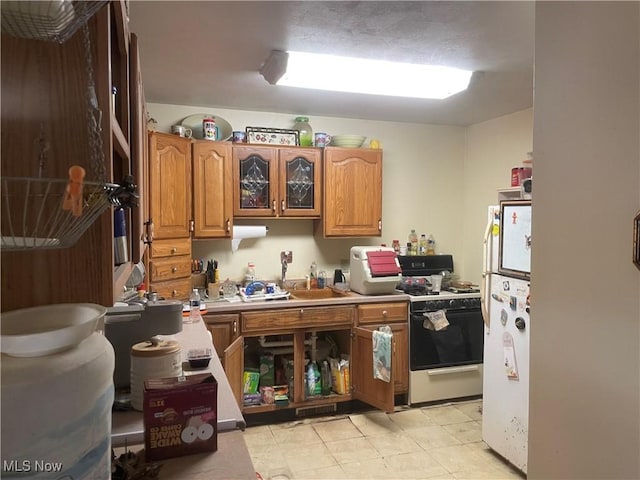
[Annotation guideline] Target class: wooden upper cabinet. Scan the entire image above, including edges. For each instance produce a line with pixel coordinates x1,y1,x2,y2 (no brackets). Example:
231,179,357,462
233,145,321,218
149,132,192,239
129,32,149,262
192,141,233,238
323,147,383,237
278,147,322,217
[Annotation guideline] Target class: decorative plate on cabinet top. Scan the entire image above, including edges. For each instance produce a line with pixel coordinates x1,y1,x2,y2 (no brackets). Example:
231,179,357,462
180,113,233,141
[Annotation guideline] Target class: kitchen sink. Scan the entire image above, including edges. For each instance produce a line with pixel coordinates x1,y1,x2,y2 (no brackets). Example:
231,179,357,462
288,288,352,300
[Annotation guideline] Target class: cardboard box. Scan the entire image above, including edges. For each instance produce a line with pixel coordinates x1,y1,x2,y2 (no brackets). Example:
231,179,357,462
143,373,218,461
243,368,260,394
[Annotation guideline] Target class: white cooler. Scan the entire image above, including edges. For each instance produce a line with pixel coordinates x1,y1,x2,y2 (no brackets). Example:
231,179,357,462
349,246,402,295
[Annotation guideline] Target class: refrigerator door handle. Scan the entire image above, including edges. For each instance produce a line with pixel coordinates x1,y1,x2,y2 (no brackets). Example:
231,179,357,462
481,212,494,328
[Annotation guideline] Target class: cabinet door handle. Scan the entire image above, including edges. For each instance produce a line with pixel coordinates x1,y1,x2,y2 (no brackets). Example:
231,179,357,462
272,200,276,212
171,266,177,273
233,320,237,335
171,247,177,254
382,310,388,317
171,290,178,297
299,309,304,316
378,220,382,231
281,199,285,213
226,219,231,232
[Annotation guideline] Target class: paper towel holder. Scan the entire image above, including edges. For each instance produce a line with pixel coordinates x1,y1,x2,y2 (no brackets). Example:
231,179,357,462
231,225,269,252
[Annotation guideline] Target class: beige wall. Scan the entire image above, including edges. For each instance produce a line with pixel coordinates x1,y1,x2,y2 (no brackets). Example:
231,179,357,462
529,3,639,478
148,104,531,283
462,109,533,284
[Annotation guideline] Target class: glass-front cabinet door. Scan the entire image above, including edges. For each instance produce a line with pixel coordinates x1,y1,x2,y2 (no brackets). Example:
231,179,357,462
233,145,321,218
278,147,321,217
233,146,277,217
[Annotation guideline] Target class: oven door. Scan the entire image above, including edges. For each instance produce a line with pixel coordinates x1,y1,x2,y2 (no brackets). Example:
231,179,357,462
410,307,483,371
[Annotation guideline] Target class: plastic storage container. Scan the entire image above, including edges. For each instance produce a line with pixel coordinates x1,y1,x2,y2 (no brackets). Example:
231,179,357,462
130,338,182,411
1,305,113,479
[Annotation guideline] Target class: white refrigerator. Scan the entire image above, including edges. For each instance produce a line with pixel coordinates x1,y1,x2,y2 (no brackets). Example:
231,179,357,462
481,200,531,474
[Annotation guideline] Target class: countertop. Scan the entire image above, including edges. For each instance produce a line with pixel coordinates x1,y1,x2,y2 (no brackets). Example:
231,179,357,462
203,289,410,314
111,319,255,479
111,320,245,448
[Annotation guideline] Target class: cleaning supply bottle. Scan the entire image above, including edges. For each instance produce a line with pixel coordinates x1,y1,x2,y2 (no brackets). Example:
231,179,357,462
321,360,332,395
426,234,436,255
419,234,428,255
408,229,418,256
306,361,317,397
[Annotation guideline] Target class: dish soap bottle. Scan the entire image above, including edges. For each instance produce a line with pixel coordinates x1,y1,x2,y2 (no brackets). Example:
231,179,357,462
293,116,313,146
309,261,318,288
244,262,256,286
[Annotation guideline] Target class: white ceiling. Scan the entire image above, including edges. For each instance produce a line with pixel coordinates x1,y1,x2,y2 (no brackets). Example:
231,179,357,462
129,1,534,127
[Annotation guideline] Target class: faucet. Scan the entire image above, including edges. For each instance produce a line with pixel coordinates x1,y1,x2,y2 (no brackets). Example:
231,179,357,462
281,257,288,286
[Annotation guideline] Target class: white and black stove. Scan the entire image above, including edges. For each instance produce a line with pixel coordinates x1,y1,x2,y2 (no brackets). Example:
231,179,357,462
398,255,483,405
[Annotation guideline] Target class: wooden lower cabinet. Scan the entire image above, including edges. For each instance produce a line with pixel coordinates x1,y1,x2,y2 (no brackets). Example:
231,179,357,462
356,302,409,394
223,303,406,414
205,313,239,369
357,323,408,393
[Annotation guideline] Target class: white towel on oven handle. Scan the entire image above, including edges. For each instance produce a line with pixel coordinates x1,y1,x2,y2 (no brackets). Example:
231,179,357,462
372,326,392,383
423,309,450,331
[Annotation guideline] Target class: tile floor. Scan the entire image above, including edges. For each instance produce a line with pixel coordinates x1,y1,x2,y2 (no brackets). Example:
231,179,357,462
244,399,525,480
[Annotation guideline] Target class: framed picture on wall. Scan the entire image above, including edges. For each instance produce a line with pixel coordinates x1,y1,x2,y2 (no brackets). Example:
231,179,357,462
245,127,300,146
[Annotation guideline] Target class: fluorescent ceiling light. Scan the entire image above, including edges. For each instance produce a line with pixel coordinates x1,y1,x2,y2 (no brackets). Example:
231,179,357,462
271,50,473,100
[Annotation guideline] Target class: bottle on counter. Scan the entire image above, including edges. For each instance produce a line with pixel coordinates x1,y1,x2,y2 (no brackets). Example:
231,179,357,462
426,234,436,255
392,239,400,254
309,261,318,288
293,116,313,146
187,288,202,323
408,229,418,256
244,262,256,286
419,234,427,255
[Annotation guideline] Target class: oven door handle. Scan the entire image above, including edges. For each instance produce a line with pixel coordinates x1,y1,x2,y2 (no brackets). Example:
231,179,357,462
426,365,480,376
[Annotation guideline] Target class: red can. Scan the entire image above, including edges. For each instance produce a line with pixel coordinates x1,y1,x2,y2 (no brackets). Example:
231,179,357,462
511,167,532,186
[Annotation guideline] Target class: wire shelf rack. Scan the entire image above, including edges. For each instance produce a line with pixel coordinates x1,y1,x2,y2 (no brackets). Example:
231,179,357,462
1,1,107,44
1,177,119,251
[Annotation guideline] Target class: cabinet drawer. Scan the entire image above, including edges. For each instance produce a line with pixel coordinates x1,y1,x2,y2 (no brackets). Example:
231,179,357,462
149,277,192,301
148,255,192,281
242,305,354,333
357,302,408,325
150,238,191,258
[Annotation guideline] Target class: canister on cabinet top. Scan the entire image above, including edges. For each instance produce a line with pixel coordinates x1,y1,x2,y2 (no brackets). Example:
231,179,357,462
202,116,218,141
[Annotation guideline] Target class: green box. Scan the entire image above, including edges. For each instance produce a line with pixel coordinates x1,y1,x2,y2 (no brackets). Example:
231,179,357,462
243,368,260,394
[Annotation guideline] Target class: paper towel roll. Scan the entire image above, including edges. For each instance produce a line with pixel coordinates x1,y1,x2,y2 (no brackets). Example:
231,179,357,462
231,225,268,252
